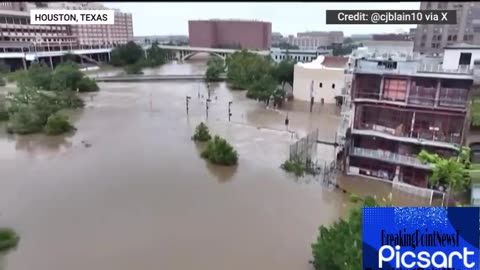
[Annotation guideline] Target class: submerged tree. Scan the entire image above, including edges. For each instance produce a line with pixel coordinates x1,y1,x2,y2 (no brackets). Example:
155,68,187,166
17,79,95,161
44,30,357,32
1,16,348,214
201,135,238,166
205,57,225,82
0,228,19,252
192,122,212,142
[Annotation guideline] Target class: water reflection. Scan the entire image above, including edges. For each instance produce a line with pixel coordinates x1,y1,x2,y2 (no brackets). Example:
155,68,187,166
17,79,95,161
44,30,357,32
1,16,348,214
14,133,73,159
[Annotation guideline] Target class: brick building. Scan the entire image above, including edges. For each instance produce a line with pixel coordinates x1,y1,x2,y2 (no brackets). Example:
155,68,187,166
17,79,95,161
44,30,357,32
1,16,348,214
188,19,271,50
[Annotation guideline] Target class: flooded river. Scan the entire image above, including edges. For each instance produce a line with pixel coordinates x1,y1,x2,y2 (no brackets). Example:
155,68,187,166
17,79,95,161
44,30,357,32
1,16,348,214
0,55,433,270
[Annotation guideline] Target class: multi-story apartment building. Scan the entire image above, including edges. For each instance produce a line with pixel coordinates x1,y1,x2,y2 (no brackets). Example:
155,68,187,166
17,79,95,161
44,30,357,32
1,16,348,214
345,49,477,189
43,2,133,46
188,19,271,50
287,31,344,50
414,1,480,55
0,2,133,51
0,2,76,52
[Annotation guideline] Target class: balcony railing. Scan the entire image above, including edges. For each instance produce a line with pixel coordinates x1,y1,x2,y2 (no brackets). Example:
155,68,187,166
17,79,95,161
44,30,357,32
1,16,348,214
355,61,473,75
356,122,462,144
417,63,473,75
354,89,468,109
351,147,433,169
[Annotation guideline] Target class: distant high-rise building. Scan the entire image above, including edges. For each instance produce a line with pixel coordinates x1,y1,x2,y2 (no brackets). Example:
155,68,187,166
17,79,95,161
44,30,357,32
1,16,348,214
414,1,480,55
188,19,271,50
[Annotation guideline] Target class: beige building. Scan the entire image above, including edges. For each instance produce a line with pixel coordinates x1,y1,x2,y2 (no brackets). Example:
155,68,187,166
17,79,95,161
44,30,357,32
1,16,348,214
293,56,349,104
414,1,480,55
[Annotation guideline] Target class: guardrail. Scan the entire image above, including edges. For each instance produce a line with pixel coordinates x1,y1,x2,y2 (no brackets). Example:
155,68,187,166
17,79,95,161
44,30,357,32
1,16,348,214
351,147,432,170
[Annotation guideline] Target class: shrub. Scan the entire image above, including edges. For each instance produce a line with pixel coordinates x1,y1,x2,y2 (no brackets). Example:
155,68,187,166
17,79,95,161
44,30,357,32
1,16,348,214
281,159,306,177
125,63,143,75
0,76,6,87
192,122,212,142
201,135,238,166
77,77,99,92
0,228,19,252
50,62,84,91
44,113,75,135
7,105,45,134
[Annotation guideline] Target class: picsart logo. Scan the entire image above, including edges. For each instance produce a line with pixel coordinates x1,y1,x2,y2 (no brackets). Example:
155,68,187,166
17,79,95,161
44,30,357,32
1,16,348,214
378,245,476,268
363,207,480,270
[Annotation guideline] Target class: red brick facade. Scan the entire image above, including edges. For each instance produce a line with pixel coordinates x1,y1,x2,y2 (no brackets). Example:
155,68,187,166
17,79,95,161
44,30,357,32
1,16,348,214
188,20,271,50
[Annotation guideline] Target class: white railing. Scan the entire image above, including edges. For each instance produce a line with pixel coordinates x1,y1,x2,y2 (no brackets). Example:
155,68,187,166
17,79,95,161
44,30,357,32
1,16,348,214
417,63,472,74
352,147,432,170
393,181,434,201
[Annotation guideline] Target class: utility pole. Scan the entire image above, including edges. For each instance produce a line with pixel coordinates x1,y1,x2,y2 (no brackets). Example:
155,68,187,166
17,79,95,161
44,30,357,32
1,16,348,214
186,95,191,115
228,101,233,122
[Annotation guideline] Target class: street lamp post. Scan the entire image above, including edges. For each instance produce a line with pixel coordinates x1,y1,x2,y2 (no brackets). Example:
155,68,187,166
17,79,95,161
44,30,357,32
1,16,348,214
206,98,211,120
228,101,233,122
186,95,191,115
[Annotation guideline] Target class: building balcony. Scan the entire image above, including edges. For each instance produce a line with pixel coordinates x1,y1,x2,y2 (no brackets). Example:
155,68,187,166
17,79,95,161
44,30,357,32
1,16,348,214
354,88,468,110
354,122,462,148
354,59,473,77
351,147,432,170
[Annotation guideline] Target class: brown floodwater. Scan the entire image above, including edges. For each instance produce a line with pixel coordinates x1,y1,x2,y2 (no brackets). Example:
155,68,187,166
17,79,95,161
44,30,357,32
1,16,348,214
0,55,434,270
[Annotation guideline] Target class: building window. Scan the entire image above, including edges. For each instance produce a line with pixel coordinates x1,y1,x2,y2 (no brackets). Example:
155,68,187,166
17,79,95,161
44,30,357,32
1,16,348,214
319,82,323,88
383,78,407,101
448,35,452,41
332,83,335,89
420,42,425,47
459,52,472,66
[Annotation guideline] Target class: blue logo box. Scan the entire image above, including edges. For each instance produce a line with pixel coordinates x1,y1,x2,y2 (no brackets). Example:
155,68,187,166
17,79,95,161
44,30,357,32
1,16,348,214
363,207,479,270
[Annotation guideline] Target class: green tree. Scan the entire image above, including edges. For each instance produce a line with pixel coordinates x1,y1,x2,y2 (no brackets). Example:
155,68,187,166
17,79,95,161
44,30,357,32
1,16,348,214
50,62,84,91
44,112,75,135
311,195,384,270
192,122,212,142
272,60,294,88
205,57,225,82
201,135,238,166
145,41,167,67
418,147,471,192
20,62,52,90
226,50,274,90
246,74,277,102
77,77,99,92
0,228,19,252
125,62,144,75
111,41,145,66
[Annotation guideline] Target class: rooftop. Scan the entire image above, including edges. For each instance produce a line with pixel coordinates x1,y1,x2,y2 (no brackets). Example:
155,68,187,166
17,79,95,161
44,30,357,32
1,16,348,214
297,55,348,70
354,58,474,79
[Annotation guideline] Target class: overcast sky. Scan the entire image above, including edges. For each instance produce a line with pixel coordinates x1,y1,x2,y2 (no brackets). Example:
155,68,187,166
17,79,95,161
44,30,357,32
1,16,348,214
103,2,420,37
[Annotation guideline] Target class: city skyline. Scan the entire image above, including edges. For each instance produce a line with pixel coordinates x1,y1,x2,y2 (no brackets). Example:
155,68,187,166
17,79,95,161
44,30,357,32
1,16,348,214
103,2,420,37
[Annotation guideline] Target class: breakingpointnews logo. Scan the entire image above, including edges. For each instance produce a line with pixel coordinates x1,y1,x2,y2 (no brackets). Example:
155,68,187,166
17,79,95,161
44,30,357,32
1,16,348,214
30,9,114,25
363,207,480,270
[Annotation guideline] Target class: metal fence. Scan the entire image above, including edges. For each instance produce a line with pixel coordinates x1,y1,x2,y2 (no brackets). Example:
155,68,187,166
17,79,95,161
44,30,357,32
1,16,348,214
289,129,319,171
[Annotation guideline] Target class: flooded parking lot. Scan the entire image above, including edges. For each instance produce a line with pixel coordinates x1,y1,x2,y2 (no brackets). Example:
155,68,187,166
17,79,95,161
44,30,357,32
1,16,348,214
0,56,434,270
